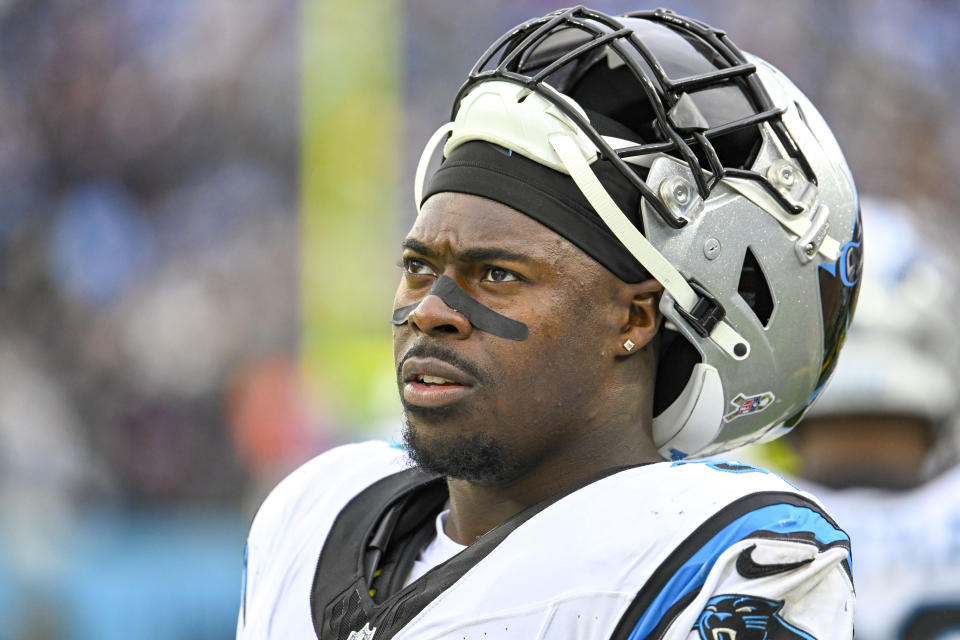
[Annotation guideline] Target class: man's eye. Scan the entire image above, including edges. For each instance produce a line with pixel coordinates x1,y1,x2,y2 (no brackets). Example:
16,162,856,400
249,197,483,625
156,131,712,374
482,267,518,283
403,258,436,276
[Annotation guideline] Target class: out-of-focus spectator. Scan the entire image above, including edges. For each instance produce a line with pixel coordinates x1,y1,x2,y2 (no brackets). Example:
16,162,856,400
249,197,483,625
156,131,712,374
0,1,320,637
0,0,306,508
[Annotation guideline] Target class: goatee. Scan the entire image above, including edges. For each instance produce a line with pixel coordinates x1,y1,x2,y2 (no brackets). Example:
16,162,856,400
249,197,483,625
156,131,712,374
401,417,517,485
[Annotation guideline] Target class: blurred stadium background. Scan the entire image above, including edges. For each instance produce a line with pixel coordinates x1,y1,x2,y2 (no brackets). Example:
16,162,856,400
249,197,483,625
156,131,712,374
0,1,957,638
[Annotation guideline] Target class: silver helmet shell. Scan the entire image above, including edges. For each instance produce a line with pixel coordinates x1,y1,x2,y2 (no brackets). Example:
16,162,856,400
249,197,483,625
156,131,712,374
415,7,861,459
643,54,861,457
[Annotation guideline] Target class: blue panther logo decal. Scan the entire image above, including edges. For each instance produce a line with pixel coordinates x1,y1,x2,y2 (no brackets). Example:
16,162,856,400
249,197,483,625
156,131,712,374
695,595,816,639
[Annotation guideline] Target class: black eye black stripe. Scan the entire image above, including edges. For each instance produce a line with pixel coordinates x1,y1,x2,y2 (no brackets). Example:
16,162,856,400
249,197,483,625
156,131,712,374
391,275,529,341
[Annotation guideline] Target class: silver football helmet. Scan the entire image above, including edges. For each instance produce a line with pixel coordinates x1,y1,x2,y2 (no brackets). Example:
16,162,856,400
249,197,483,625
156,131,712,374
414,7,861,459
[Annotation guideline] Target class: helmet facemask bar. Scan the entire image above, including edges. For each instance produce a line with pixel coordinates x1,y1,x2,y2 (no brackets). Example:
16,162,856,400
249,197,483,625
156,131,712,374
452,6,812,229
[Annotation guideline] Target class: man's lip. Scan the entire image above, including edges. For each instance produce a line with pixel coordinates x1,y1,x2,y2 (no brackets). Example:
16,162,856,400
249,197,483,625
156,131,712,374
400,356,476,387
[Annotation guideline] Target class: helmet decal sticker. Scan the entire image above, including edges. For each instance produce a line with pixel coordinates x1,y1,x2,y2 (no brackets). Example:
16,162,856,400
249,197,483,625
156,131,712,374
724,392,776,423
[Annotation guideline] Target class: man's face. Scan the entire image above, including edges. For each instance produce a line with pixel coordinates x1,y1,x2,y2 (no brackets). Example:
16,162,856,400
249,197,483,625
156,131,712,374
393,192,627,484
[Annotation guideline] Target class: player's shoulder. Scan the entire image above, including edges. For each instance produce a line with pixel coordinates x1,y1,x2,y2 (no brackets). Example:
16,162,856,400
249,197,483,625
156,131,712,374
661,458,848,546
248,440,409,548
268,440,407,499
282,439,408,485
614,458,845,540
650,457,806,495
589,457,821,509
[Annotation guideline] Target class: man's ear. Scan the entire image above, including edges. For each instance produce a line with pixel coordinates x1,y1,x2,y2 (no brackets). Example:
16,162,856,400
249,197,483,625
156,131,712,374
617,279,664,357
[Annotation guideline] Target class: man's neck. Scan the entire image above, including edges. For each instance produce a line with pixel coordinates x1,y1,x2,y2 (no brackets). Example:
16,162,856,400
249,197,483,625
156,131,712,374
442,422,661,545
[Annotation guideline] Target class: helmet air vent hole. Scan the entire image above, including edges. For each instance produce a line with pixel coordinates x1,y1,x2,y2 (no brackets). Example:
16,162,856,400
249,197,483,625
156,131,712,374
737,248,774,327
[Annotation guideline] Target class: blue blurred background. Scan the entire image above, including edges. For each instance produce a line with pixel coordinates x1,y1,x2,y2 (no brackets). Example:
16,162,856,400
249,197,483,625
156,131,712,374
0,1,958,638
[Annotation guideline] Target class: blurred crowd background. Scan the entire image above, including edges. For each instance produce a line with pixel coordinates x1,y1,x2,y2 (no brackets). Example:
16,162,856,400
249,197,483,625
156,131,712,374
0,1,958,638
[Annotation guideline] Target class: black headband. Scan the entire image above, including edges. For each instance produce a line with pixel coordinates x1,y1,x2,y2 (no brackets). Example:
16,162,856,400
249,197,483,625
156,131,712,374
420,140,651,283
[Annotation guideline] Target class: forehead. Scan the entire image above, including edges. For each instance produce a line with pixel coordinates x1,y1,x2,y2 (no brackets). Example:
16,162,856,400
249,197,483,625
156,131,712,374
408,192,580,262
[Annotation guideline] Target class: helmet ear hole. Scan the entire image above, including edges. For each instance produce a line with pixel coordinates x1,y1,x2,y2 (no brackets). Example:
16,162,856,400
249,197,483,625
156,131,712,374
737,248,775,327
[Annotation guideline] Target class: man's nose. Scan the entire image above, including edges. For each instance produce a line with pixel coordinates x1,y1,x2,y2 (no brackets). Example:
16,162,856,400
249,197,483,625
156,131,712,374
408,293,472,338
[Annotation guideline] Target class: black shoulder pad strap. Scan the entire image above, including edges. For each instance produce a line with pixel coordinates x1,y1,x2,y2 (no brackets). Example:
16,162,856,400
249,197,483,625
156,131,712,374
310,466,441,640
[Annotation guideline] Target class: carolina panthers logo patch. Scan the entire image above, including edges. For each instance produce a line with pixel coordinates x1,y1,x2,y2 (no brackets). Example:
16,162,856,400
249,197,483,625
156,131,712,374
695,595,815,640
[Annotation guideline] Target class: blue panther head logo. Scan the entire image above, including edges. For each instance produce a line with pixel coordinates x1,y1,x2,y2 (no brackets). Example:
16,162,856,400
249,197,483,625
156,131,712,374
695,595,816,640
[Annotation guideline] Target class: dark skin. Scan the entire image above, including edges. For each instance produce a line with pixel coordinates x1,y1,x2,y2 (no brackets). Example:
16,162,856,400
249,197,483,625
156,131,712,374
393,192,664,545
791,414,934,490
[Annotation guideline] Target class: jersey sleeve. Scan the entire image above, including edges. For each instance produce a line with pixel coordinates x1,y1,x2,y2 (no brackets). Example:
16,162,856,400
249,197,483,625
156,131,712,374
614,489,855,640
236,440,410,639
236,453,323,638
671,534,853,639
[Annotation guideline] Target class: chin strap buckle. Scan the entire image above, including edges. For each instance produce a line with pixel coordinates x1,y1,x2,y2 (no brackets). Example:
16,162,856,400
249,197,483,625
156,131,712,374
675,279,726,338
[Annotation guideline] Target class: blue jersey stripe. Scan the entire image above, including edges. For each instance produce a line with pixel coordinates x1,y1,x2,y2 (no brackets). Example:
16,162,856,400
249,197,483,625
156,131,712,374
628,502,849,640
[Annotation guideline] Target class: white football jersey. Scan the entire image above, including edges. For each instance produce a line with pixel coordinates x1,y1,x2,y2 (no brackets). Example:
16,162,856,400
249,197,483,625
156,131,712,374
238,441,854,639
797,465,960,640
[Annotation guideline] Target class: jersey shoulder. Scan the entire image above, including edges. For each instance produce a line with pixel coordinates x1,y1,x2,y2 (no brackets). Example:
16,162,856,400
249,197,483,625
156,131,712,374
608,461,853,639
659,458,814,501
248,440,409,553
648,458,847,547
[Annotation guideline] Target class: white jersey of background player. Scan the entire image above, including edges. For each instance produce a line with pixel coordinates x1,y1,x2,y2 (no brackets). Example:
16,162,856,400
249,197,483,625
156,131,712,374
239,6,864,639
756,197,960,639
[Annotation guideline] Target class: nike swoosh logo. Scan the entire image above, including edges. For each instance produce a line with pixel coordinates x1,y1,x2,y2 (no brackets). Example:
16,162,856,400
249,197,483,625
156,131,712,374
736,543,814,579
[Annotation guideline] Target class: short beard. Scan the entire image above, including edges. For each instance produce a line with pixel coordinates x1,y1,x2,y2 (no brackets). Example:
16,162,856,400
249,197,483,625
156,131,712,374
402,417,517,485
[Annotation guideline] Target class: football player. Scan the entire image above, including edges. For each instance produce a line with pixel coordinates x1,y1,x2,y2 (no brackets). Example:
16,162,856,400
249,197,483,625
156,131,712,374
774,197,960,640
239,7,861,639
